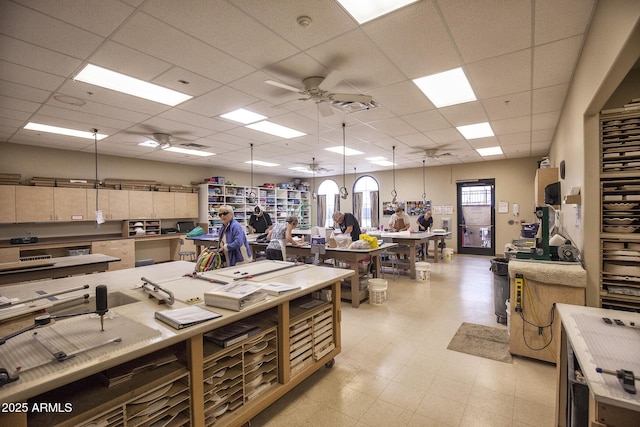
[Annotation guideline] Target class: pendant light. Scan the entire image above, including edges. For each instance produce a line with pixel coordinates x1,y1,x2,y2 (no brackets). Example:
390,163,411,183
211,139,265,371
247,143,257,203
92,128,105,226
339,123,348,199
421,159,427,201
391,145,397,203
312,157,317,200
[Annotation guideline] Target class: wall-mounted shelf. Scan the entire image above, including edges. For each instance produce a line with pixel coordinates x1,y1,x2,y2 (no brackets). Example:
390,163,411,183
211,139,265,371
563,195,581,205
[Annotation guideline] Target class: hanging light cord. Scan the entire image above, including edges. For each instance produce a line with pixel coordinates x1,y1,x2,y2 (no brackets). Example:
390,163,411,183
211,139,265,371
93,128,99,210
422,159,426,200
391,146,397,202
340,123,348,198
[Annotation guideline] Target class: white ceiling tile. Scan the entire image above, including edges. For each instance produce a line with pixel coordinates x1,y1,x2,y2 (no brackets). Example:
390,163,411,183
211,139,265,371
0,61,64,92
180,86,259,118
532,84,569,114
438,0,531,62
491,116,531,135
466,50,531,99
395,133,437,149
403,110,450,133
533,35,584,88
0,95,42,114
368,81,434,116
0,80,52,104
482,91,531,121
532,111,560,131
111,12,254,84
498,131,531,146
0,35,82,77
534,0,596,45
424,127,463,144
532,128,555,142
438,102,488,126
1,1,105,57
363,1,461,78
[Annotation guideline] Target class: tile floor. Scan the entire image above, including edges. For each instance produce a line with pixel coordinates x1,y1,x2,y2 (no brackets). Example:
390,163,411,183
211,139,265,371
250,255,557,426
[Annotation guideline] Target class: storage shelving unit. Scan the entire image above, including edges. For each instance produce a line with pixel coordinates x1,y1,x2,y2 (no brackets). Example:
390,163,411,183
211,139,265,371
599,108,640,312
122,219,161,237
200,183,309,233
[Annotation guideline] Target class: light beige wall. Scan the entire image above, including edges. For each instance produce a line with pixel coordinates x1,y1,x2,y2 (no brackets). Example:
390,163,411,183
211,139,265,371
548,0,640,306
320,157,540,255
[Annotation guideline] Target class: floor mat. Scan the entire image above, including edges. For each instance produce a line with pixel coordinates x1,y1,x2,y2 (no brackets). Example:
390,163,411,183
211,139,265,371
447,322,512,363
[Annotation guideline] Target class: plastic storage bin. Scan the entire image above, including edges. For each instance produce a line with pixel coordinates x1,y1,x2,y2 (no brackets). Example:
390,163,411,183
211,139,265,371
368,279,388,305
443,248,454,262
415,262,430,282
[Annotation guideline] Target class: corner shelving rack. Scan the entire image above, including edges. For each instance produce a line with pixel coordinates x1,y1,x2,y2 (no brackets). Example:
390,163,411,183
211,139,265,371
599,106,640,312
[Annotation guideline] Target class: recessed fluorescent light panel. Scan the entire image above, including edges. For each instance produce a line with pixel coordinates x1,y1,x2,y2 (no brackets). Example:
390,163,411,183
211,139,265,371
336,0,420,24
74,64,192,106
245,121,306,139
369,159,394,166
325,146,363,156
163,146,214,157
245,160,279,167
456,122,495,139
289,166,313,173
476,146,503,156
220,108,267,124
413,68,477,108
24,122,108,140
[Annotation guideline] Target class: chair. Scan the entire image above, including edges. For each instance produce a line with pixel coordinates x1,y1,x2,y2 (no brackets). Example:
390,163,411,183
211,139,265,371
178,238,196,261
135,258,155,267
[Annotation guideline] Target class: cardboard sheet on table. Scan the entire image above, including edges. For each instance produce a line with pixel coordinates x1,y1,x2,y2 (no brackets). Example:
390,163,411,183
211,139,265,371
208,261,299,280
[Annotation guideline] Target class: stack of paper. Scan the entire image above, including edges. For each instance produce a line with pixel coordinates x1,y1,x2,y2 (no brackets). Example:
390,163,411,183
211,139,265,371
204,282,267,311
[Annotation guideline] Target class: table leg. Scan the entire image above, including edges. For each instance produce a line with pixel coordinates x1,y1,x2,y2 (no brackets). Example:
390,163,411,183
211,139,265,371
349,261,360,308
433,238,440,263
409,244,417,279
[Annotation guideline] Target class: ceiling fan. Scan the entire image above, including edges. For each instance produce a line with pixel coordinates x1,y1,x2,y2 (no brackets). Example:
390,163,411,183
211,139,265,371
413,146,455,159
265,70,378,116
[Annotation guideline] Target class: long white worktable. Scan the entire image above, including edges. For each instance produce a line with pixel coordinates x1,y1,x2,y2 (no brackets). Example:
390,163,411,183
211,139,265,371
0,260,353,426
555,303,640,427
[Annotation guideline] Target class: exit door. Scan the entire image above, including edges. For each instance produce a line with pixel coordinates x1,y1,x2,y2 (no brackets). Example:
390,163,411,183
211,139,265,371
457,180,495,256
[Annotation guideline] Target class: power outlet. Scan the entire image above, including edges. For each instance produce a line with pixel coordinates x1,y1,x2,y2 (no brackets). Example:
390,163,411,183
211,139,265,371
515,274,524,312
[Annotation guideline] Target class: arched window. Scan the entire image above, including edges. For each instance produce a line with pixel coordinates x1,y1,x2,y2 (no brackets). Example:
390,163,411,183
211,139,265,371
353,176,379,230
317,180,340,227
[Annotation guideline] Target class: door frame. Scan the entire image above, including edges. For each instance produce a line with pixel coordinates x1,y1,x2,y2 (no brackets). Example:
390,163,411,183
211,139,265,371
456,179,495,256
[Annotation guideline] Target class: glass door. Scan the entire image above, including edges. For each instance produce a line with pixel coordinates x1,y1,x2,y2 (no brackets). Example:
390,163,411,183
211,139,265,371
457,180,495,256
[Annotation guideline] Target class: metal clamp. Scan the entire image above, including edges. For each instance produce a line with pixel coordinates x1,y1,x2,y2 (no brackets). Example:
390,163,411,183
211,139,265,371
141,277,174,305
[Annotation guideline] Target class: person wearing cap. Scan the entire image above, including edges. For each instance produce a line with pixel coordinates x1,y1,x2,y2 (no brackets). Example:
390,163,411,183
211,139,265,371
217,205,252,266
332,211,362,241
248,205,273,234
388,206,411,232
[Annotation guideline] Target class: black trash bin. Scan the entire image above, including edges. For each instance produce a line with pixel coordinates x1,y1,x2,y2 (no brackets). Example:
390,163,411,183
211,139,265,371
490,258,510,324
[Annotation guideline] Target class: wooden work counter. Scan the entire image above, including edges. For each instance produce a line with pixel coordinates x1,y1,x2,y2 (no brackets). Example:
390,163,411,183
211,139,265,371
555,304,640,427
0,260,352,426
0,254,120,286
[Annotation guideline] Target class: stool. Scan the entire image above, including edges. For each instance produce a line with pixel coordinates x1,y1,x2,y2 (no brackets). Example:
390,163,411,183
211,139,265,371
178,238,196,261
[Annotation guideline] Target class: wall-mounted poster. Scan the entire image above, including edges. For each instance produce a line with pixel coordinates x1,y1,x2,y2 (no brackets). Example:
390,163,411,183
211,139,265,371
382,200,431,216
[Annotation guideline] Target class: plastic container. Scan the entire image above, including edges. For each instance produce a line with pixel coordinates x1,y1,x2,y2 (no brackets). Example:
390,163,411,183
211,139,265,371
505,300,510,335
415,262,430,282
443,248,454,262
368,278,388,305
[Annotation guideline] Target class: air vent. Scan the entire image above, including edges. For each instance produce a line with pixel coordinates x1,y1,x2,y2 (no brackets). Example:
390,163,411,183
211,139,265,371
330,100,379,113
181,142,208,149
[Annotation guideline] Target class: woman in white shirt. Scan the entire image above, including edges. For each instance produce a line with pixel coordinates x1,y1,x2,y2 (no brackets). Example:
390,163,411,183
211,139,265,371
266,216,303,260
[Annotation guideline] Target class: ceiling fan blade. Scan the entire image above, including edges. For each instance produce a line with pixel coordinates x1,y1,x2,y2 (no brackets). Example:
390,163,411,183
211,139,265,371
318,70,343,91
317,102,334,117
265,79,304,94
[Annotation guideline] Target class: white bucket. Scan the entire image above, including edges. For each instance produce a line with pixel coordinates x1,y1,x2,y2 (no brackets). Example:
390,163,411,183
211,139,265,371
443,248,454,262
415,262,430,282
368,278,388,305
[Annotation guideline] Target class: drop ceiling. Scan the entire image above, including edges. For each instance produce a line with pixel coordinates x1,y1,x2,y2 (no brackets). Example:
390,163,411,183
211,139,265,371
0,0,597,177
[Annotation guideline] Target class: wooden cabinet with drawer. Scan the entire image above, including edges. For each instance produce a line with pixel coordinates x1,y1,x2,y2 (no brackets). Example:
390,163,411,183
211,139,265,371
91,239,135,270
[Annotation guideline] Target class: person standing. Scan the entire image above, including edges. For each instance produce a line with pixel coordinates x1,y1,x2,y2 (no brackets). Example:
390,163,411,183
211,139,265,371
416,211,433,231
217,205,252,266
266,216,302,260
248,205,273,234
332,211,362,241
388,206,411,231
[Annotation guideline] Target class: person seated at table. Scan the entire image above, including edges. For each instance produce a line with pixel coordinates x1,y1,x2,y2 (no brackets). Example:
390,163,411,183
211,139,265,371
416,211,433,257
388,206,411,232
248,205,273,234
266,216,303,260
217,205,252,266
332,211,362,241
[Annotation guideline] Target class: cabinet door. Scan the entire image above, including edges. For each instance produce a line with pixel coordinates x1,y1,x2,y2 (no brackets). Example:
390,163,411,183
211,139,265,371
54,187,88,221
16,186,54,222
91,239,135,270
86,189,110,221
153,192,175,219
174,192,198,218
107,190,130,220
534,168,558,207
128,191,153,218
0,186,16,223
0,247,19,263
